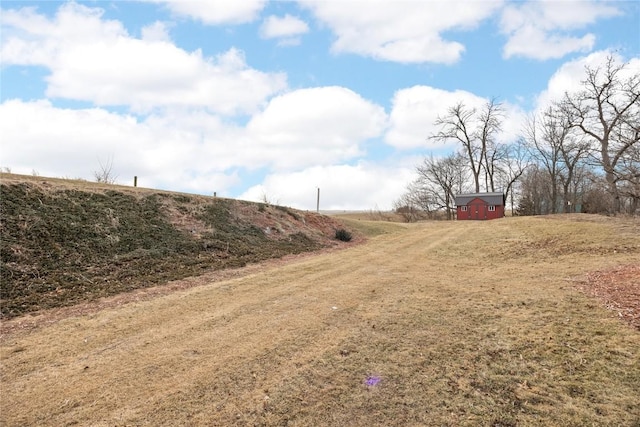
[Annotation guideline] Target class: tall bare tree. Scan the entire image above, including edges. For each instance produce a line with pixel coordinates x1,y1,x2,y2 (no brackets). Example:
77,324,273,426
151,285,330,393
558,132,590,213
479,100,505,192
497,139,530,214
560,55,640,213
523,108,567,213
431,99,504,193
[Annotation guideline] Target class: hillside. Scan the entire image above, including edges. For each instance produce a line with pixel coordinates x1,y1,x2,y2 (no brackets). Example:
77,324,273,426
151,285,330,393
0,173,355,318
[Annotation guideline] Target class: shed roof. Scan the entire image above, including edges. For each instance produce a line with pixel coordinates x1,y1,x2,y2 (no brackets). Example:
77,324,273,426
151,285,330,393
455,192,505,206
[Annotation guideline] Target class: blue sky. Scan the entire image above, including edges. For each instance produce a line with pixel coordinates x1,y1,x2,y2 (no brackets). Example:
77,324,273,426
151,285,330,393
1,1,638,210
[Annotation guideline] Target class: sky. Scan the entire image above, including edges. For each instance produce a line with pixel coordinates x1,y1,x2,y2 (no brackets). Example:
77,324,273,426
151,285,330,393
1,1,638,211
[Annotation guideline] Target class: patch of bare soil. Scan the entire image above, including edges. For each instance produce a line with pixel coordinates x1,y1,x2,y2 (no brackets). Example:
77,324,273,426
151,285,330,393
576,264,640,330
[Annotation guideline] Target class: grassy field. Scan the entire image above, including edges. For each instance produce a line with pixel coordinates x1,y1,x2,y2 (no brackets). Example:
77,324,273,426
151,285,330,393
1,215,639,426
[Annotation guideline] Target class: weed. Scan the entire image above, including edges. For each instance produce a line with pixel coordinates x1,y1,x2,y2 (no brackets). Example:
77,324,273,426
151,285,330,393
335,228,353,242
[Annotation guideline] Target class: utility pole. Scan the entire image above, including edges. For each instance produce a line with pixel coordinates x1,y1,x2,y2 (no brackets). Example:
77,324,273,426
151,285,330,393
316,187,320,213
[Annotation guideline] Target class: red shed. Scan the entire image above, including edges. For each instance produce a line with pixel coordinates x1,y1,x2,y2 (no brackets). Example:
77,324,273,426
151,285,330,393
455,192,505,220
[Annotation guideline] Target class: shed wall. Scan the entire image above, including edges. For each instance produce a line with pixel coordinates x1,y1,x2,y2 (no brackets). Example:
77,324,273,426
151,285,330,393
456,197,504,220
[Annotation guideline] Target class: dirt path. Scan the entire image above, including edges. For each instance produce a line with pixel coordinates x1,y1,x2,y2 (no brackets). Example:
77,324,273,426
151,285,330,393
1,217,639,426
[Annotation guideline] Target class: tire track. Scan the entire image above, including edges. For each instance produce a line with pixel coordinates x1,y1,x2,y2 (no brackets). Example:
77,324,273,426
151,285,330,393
2,221,470,426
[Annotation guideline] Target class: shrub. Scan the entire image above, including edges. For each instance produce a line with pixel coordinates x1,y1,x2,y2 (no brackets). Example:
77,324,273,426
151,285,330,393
335,228,352,242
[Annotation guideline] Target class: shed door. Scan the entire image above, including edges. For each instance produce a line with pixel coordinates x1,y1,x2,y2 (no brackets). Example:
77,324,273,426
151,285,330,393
471,203,486,220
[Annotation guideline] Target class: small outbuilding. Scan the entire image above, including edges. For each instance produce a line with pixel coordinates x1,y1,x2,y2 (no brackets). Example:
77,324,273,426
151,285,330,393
455,192,505,220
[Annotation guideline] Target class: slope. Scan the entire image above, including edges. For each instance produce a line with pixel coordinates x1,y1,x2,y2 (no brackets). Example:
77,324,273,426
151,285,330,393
0,173,354,318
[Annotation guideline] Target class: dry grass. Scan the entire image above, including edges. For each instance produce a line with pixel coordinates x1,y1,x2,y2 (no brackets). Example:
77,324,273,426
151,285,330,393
1,215,639,426
336,217,409,237
331,211,405,223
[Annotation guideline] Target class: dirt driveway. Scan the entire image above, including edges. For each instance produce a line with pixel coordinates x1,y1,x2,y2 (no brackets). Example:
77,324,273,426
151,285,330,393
1,216,639,426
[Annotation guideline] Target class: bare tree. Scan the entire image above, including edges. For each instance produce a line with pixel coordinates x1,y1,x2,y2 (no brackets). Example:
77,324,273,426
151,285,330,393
522,108,567,213
496,139,530,215
431,99,504,193
617,138,640,213
611,114,640,213
393,183,430,222
394,152,470,221
414,153,469,220
479,100,505,192
517,165,555,215
560,55,640,213
94,156,118,184
582,171,614,214
558,133,590,213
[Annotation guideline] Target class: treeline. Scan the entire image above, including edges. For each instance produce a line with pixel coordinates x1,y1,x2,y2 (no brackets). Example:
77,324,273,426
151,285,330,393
395,55,639,220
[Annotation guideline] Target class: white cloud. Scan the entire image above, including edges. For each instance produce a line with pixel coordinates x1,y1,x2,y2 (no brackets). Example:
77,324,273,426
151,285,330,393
0,99,149,180
141,21,172,42
1,3,127,65
385,86,486,149
299,0,503,64
0,99,244,194
142,0,267,25
498,102,527,145
260,14,309,45
504,26,595,60
238,162,416,211
0,86,389,198
246,87,388,169
386,85,526,149
500,0,621,60
534,50,640,112
0,3,286,114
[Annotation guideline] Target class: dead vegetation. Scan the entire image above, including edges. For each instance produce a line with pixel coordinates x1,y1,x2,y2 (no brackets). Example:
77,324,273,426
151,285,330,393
0,174,355,318
1,175,639,426
576,264,639,329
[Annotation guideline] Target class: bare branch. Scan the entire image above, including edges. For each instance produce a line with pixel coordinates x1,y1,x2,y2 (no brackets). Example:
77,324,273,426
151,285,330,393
94,156,118,185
